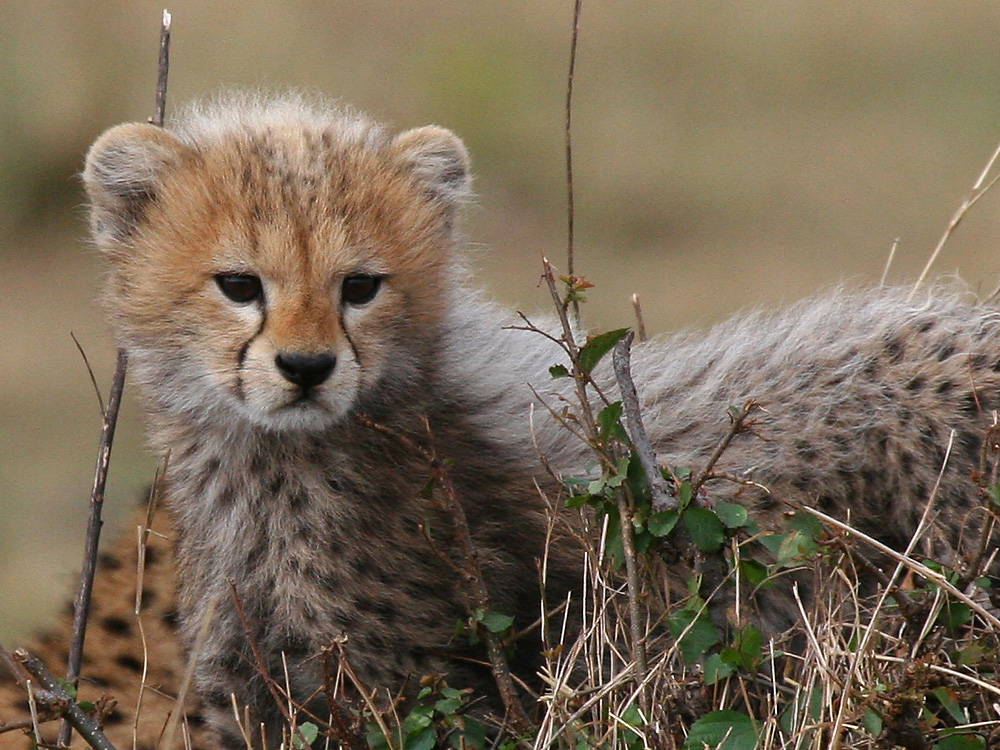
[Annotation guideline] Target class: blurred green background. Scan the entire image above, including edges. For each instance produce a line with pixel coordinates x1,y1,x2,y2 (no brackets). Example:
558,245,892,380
5,1,1000,643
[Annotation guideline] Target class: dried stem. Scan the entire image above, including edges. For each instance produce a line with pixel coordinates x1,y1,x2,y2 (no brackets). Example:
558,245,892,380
61,16,171,745
910,137,1000,298
610,483,649,715
320,648,370,750
61,347,127,747
565,0,583,325
612,332,672,510
630,294,647,343
70,332,105,418
15,649,118,750
690,399,759,498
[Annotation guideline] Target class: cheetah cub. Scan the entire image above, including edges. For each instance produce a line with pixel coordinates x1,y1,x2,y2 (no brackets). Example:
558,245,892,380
20,93,1000,748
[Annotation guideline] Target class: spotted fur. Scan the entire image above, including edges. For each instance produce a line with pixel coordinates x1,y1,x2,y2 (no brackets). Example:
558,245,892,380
3,93,1000,749
0,506,210,748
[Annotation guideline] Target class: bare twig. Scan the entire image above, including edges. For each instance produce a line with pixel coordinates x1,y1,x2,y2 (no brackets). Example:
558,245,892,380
612,332,673,511
152,10,172,129
565,0,583,325
15,649,118,750
610,483,649,715
61,345,127,747
910,138,1000,298
690,399,759,498
879,237,899,288
630,294,647,342
320,648,370,750
61,15,171,746
70,332,105,418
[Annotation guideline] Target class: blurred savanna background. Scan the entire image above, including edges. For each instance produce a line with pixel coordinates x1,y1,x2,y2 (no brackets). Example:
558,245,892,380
5,0,1000,644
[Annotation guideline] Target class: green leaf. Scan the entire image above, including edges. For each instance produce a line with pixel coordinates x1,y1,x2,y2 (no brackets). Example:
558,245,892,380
549,363,570,379
406,725,438,750
683,506,726,553
667,607,721,663
715,501,749,529
648,509,679,537
480,611,514,633
578,328,630,374
738,559,769,588
938,602,972,632
957,641,986,666
787,511,825,539
55,678,78,700
598,401,627,441
677,480,693,509
704,653,736,685
724,625,763,672
293,723,320,750
774,530,818,564
618,703,645,747
932,687,968,724
448,715,487,750
861,708,882,736
935,734,985,750
684,710,758,750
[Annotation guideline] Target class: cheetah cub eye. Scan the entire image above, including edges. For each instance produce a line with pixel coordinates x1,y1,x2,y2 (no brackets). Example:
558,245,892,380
215,274,264,304
341,274,384,306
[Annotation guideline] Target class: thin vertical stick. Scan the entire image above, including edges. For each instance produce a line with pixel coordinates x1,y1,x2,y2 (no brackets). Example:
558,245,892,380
59,10,171,747
909,138,1000,299
565,0,583,325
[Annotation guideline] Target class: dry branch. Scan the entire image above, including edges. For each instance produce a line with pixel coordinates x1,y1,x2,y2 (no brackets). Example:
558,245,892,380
60,12,171,747
15,649,118,750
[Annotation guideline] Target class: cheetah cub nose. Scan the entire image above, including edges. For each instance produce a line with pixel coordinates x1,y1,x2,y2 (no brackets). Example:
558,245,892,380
274,352,337,389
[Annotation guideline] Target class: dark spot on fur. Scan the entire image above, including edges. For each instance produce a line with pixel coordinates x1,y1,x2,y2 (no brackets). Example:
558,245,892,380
961,393,980,415
216,483,237,508
204,689,232,709
104,708,125,725
98,552,122,571
289,490,309,511
115,653,143,673
143,545,160,567
101,615,132,636
885,336,905,363
162,608,179,628
936,380,954,397
916,319,935,334
906,376,925,392
267,473,286,497
140,588,156,608
936,342,956,362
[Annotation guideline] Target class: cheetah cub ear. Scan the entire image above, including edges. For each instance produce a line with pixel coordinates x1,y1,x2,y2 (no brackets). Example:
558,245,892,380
392,125,471,220
83,123,194,248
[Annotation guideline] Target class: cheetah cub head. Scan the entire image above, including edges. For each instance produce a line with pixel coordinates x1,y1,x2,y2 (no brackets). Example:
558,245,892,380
83,96,470,432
